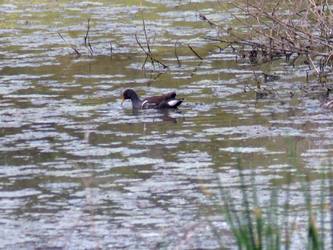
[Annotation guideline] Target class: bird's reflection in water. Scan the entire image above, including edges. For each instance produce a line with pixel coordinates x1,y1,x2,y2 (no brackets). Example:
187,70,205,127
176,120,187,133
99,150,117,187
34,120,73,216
129,108,183,124
158,109,180,123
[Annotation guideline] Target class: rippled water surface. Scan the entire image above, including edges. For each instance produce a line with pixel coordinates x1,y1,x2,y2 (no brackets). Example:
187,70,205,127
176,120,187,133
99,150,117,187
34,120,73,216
1,1,333,249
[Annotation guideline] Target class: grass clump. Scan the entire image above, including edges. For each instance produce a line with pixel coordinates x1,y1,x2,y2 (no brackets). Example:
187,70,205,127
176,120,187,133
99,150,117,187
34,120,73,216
213,163,332,250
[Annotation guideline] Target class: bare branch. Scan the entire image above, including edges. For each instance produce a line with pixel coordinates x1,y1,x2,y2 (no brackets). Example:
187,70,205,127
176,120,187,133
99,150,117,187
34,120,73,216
57,32,81,57
188,44,203,60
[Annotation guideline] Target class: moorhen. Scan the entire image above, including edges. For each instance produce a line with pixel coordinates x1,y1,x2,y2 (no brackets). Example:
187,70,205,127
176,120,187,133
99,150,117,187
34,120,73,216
121,89,183,109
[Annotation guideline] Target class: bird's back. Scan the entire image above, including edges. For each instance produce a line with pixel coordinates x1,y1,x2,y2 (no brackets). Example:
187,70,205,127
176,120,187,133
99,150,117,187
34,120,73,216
142,92,181,109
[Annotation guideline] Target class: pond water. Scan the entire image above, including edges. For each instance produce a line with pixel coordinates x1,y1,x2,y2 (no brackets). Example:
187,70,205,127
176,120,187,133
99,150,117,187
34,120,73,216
1,1,333,249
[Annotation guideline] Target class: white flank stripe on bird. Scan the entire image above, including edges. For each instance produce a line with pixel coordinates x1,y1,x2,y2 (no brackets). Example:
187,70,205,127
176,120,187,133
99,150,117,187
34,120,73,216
141,100,148,108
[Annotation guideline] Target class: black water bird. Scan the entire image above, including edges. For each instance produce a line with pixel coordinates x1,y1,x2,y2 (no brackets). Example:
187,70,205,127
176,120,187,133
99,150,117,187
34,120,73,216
121,89,183,109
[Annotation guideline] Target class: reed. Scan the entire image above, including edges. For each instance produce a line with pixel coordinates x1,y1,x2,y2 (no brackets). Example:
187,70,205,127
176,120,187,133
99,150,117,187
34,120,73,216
215,162,332,249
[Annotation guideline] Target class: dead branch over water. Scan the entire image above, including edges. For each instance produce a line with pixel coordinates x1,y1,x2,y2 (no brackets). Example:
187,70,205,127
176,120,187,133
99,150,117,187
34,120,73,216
174,41,182,67
58,18,95,57
204,0,333,79
188,44,204,60
135,34,168,70
84,18,94,56
135,13,168,70
57,32,81,57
